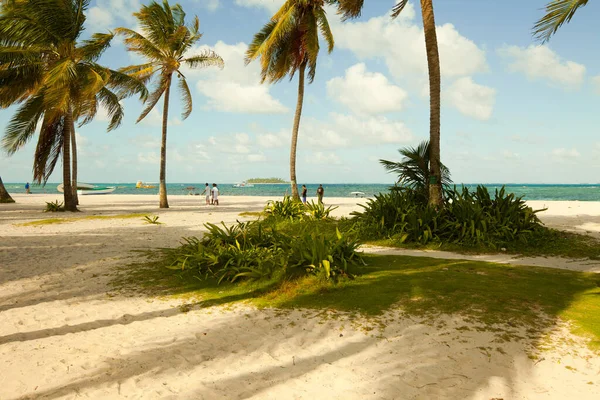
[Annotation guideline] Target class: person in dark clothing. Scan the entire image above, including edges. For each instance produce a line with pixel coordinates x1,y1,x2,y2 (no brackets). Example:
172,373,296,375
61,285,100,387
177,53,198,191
316,184,324,204
301,185,307,204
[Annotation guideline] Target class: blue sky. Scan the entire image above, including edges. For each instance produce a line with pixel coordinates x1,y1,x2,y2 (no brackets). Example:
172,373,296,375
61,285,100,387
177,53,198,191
1,0,599,184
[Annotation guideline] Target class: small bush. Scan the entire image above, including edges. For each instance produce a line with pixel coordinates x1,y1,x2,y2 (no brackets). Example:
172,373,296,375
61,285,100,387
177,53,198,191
44,200,65,212
264,196,305,221
163,219,363,284
305,200,338,220
143,215,162,225
352,185,545,247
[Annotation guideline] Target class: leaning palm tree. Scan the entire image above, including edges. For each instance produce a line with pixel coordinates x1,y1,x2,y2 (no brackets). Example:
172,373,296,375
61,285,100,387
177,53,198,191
380,140,451,204
116,0,224,209
246,0,335,201
0,0,147,211
330,0,443,206
0,176,15,203
533,0,589,42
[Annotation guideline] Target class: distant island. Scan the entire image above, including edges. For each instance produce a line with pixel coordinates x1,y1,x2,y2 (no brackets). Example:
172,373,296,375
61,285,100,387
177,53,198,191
247,178,289,184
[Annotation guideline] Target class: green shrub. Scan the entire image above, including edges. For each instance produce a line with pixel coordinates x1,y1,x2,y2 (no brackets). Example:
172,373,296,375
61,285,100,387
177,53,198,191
352,185,545,247
264,196,305,221
305,200,338,220
164,219,363,283
44,200,65,212
143,215,162,224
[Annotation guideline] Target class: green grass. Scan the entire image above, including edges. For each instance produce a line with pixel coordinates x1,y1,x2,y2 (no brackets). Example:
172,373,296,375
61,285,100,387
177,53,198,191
115,253,600,350
238,211,264,218
365,228,600,261
17,213,149,227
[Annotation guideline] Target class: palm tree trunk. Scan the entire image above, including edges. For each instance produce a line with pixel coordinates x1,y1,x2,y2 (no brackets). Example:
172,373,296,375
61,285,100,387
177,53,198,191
420,0,443,207
289,64,306,201
70,119,79,206
63,110,77,211
159,74,172,209
0,176,15,203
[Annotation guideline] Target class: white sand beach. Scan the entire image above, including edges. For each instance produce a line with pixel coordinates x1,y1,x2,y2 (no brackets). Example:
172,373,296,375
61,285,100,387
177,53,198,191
1,194,600,399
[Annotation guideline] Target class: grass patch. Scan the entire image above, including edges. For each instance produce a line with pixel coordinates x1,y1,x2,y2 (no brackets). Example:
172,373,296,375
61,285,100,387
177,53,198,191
366,228,600,260
238,211,264,218
17,213,149,227
115,253,600,349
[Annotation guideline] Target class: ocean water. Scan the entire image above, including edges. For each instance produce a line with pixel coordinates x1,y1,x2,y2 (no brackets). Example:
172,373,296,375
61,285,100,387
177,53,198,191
4,182,600,201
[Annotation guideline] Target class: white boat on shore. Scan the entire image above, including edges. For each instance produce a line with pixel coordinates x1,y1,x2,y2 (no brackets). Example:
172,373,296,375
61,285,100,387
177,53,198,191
57,183,116,195
233,181,254,188
350,191,366,198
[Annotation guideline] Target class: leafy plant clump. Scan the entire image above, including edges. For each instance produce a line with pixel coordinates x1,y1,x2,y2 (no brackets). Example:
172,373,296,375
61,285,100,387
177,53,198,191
264,196,338,221
44,200,65,212
163,219,363,284
352,185,545,248
143,215,162,225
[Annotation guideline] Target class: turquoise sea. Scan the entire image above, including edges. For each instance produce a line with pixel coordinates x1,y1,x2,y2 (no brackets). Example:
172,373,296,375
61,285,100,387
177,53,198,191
4,182,600,201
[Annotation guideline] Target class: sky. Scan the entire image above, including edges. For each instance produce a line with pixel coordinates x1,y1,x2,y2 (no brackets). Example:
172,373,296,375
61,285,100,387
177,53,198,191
1,0,600,184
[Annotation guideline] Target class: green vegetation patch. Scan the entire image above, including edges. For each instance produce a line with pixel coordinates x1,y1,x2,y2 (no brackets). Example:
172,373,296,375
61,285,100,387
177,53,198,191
116,253,600,350
247,178,288,184
17,213,149,227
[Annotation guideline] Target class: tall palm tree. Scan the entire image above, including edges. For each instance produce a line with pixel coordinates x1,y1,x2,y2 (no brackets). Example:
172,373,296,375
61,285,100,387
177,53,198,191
0,176,15,203
116,0,224,209
380,140,451,204
0,0,147,211
246,0,335,201
533,0,589,42
330,0,443,206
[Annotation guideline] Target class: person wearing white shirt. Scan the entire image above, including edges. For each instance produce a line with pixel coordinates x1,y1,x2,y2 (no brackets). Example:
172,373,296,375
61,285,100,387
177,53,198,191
211,183,219,206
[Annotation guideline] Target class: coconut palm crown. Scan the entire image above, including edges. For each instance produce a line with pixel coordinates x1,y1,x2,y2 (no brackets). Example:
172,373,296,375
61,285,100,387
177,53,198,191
245,0,335,200
116,0,224,209
0,0,147,211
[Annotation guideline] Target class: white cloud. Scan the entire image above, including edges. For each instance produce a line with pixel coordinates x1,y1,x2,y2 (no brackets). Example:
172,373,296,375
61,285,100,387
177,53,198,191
129,134,160,149
200,0,220,12
552,148,581,160
331,4,488,82
592,75,600,94
137,152,160,164
502,151,520,160
445,77,496,121
247,154,267,162
326,63,408,115
257,131,287,148
190,41,288,114
310,152,342,165
302,113,414,149
87,7,114,30
498,45,586,89
234,0,284,14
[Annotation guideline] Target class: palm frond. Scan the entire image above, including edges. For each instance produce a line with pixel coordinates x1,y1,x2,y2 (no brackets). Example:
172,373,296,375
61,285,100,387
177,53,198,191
137,72,169,123
107,68,149,100
0,63,44,107
33,113,64,184
2,94,45,154
533,0,588,42
177,74,192,120
326,0,364,21
118,62,158,83
391,0,409,19
114,27,165,61
97,87,124,131
183,50,224,69
315,7,334,53
77,32,114,62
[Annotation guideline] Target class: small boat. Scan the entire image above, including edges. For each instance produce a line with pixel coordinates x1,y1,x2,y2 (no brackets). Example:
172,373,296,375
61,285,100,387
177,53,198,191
57,183,116,195
350,191,366,198
136,181,156,189
233,181,254,188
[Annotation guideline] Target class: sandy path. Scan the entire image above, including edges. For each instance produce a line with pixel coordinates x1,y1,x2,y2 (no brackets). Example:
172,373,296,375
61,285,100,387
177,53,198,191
1,194,600,399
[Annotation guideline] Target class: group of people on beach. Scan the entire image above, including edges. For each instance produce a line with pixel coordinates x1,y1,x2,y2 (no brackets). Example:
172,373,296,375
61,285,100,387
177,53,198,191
302,184,324,204
201,183,219,206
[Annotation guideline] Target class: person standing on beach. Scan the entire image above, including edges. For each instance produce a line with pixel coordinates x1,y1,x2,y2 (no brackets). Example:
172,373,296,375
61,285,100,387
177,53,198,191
301,185,307,204
316,184,324,204
211,183,219,206
25,182,30,194
201,183,210,205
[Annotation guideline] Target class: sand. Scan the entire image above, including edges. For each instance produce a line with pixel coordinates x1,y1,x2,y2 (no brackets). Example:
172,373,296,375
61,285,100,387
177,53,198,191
1,193,600,399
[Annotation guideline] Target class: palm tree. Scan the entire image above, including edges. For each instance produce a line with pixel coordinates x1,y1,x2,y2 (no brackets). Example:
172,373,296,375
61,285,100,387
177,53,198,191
246,0,335,201
330,0,443,206
116,0,224,209
0,176,15,203
0,0,147,211
380,140,451,204
533,0,589,42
